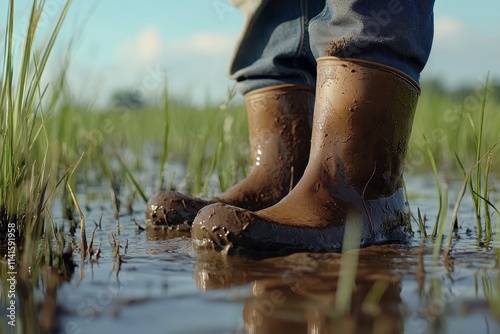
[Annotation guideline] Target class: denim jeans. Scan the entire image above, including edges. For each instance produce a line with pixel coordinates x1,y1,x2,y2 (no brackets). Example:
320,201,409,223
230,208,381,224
229,0,434,95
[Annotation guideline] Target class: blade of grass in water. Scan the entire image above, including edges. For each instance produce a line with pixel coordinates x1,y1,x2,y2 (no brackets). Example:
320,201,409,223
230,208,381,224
452,149,500,252
159,86,170,190
215,141,226,192
471,189,500,216
417,208,427,238
67,183,87,257
335,211,362,315
433,184,448,261
67,153,87,257
119,156,148,203
463,75,490,235
423,135,443,238
484,153,493,239
443,170,470,259
474,75,489,229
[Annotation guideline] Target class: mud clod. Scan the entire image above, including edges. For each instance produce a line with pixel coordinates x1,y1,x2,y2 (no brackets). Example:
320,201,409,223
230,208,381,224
326,37,362,58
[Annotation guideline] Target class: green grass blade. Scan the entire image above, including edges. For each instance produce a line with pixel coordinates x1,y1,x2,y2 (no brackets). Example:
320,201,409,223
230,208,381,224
67,182,87,257
423,135,442,238
215,141,226,192
159,86,170,191
473,75,490,230
433,184,448,261
471,189,500,216
335,212,362,315
119,156,148,203
417,208,427,238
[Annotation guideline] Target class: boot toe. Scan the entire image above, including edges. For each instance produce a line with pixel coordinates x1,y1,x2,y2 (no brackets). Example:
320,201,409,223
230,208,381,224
191,203,252,252
191,203,345,256
145,191,212,230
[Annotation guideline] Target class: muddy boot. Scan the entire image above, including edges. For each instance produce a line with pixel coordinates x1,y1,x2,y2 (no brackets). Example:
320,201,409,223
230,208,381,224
191,57,419,254
146,84,314,229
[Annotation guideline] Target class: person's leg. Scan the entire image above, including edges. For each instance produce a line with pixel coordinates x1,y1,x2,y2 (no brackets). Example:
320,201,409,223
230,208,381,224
308,0,434,83
146,0,324,229
229,0,323,94
191,0,435,254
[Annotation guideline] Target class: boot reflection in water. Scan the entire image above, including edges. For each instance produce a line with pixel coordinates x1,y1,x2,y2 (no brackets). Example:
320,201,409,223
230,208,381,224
243,275,403,334
191,0,435,254
193,248,405,334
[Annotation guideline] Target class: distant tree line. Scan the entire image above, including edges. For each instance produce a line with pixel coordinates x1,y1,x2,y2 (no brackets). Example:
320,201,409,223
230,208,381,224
109,78,500,110
111,90,144,110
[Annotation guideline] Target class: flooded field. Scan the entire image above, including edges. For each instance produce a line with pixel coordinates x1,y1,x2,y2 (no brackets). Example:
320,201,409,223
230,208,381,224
4,173,494,334
1,2,499,334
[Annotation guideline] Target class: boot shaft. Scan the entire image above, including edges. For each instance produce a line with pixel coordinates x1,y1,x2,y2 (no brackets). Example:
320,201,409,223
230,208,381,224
244,84,314,174
312,57,420,198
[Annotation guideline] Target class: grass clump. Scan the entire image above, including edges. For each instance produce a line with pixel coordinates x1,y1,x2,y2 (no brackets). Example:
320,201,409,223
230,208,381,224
412,78,500,261
1,0,72,258
408,80,500,174
1,1,75,332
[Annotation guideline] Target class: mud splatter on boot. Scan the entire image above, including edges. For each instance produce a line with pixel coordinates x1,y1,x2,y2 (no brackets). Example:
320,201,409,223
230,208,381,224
192,57,419,255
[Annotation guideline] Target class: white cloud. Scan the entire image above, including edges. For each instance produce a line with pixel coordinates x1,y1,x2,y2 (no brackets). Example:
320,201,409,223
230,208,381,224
115,29,237,62
434,16,463,38
162,32,238,105
137,28,164,60
73,29,238,107
423,17,500,88
168,32,237,56
116,27,165,64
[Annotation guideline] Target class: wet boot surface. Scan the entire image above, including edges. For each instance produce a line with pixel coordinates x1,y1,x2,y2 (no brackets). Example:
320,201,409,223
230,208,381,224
192,57,420,255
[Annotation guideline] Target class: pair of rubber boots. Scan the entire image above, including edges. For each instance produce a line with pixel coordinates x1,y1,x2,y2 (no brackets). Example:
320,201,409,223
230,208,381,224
146,57,419,255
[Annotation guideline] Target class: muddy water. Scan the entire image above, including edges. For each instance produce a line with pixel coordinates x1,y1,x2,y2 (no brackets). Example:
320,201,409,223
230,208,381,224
52,174,499,334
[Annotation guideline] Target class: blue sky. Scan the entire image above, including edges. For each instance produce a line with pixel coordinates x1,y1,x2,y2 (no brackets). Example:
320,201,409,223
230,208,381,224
2,1,500,107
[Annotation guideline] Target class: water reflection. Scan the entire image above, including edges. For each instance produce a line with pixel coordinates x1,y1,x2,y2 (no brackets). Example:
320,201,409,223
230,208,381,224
194,246,408,334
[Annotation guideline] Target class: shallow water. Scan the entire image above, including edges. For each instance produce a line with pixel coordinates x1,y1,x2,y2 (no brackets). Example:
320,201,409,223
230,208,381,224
24,174,500,333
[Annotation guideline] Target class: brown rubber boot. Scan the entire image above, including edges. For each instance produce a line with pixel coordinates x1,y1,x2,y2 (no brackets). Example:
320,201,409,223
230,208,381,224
146,84,314,229
191,57,419,254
